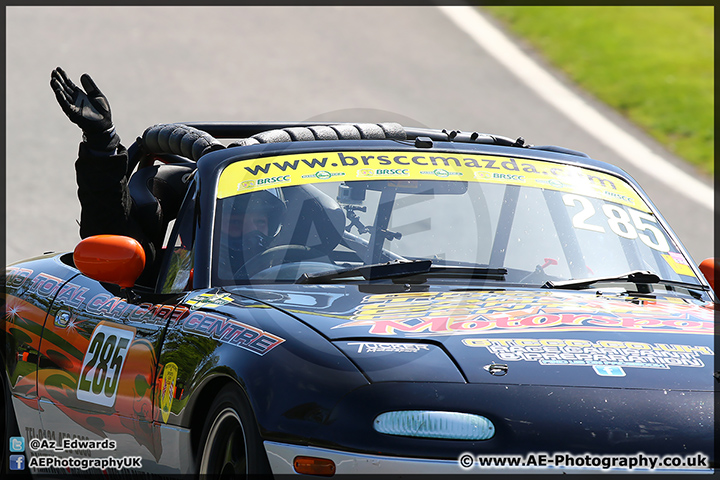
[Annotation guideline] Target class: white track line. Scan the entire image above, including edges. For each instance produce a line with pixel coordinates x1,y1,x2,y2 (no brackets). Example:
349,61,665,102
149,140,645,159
438,5,713,211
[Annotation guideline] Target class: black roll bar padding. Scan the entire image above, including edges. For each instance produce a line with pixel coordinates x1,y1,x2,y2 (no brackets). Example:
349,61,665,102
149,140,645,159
142,123,225,162
181,122,517,147
183,122,349,138
182,122,408,141
227,122,408,147
132,122,535,166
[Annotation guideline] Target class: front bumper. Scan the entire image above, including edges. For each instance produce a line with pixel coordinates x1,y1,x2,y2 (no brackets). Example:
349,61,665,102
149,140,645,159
261,383,713,474
265,441,469,474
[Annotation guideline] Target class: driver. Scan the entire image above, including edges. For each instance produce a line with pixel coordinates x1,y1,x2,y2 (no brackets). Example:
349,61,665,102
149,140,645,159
50,67,160,282
51,66,288,284
216,190,286,277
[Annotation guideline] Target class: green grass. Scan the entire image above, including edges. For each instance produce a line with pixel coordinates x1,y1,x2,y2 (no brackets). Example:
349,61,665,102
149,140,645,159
483,6,714,175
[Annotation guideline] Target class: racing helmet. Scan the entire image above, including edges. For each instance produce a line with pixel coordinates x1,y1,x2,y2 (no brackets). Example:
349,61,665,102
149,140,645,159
226,188,286,238
216,188,287,274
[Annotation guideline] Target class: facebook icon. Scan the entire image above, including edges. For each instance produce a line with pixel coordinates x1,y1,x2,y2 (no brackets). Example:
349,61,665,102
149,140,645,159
9,454,25,470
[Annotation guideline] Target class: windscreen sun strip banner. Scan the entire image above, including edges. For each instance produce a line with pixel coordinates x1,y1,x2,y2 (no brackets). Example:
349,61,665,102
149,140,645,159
217,151,650,213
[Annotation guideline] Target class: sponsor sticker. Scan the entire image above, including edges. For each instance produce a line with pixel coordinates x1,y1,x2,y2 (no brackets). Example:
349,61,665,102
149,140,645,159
347,342,430,353
301,170,344,180
661,252,695,277
236,176,290,192
535,178,569,189
160,362,178,423
333,291,713,336
185,292,234,310
463,337,713,370
420,168,463,178
358,168,409,177
474,171,525,182
593,365,626,377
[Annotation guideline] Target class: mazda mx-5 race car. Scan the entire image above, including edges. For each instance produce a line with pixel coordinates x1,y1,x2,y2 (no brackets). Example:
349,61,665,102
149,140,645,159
4,122,716,476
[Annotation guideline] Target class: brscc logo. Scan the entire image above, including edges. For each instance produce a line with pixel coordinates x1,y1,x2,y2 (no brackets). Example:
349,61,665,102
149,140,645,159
238,180,256,191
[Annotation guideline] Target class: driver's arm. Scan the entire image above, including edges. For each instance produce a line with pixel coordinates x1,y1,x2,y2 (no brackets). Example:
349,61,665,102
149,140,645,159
51,67,158,282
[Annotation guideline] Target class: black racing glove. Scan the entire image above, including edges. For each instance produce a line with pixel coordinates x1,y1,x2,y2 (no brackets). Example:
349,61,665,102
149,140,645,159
50,66,120,151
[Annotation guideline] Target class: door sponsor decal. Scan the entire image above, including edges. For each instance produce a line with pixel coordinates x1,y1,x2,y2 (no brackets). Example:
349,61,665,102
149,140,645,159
179,310,285,355
463,337,714,370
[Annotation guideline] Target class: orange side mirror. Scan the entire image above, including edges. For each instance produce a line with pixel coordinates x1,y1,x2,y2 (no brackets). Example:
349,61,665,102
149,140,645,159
699,258,717,292
74,235,146,288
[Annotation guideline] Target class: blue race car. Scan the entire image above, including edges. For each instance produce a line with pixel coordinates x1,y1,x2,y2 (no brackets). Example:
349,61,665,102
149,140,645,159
4,122,715,476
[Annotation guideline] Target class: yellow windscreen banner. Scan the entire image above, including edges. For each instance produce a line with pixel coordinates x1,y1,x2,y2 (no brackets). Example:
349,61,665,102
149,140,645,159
217,151,650,212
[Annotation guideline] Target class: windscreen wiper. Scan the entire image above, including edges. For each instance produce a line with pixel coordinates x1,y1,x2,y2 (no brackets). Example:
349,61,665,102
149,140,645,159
543,270,660,290
297,261,507,284
418,266,507,281
296,259,433,284
542,270,708,296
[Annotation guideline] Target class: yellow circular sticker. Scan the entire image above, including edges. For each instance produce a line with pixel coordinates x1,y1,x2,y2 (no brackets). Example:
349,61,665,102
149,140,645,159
160,362,178,423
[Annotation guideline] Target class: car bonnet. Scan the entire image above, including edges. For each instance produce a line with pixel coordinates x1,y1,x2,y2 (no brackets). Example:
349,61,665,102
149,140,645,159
226,285,715,391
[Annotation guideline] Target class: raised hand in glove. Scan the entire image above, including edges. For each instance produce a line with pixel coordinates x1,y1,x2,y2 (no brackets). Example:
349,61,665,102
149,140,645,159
50,66,120,151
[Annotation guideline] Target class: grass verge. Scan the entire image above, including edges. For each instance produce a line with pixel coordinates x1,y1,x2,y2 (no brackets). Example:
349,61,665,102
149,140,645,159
483,6,714,175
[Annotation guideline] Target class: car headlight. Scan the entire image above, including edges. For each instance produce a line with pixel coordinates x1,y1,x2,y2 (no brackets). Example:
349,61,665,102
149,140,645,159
373,410,495,440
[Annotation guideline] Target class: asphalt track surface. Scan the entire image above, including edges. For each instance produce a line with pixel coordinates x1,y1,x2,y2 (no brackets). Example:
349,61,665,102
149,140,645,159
6,6,714,268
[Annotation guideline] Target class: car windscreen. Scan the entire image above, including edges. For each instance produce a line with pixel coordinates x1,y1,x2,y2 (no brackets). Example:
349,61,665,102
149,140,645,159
211,150,699,289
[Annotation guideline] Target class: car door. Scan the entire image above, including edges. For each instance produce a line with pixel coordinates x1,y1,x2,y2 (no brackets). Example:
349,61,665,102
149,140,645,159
29,177,199,472
34,270,178,465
